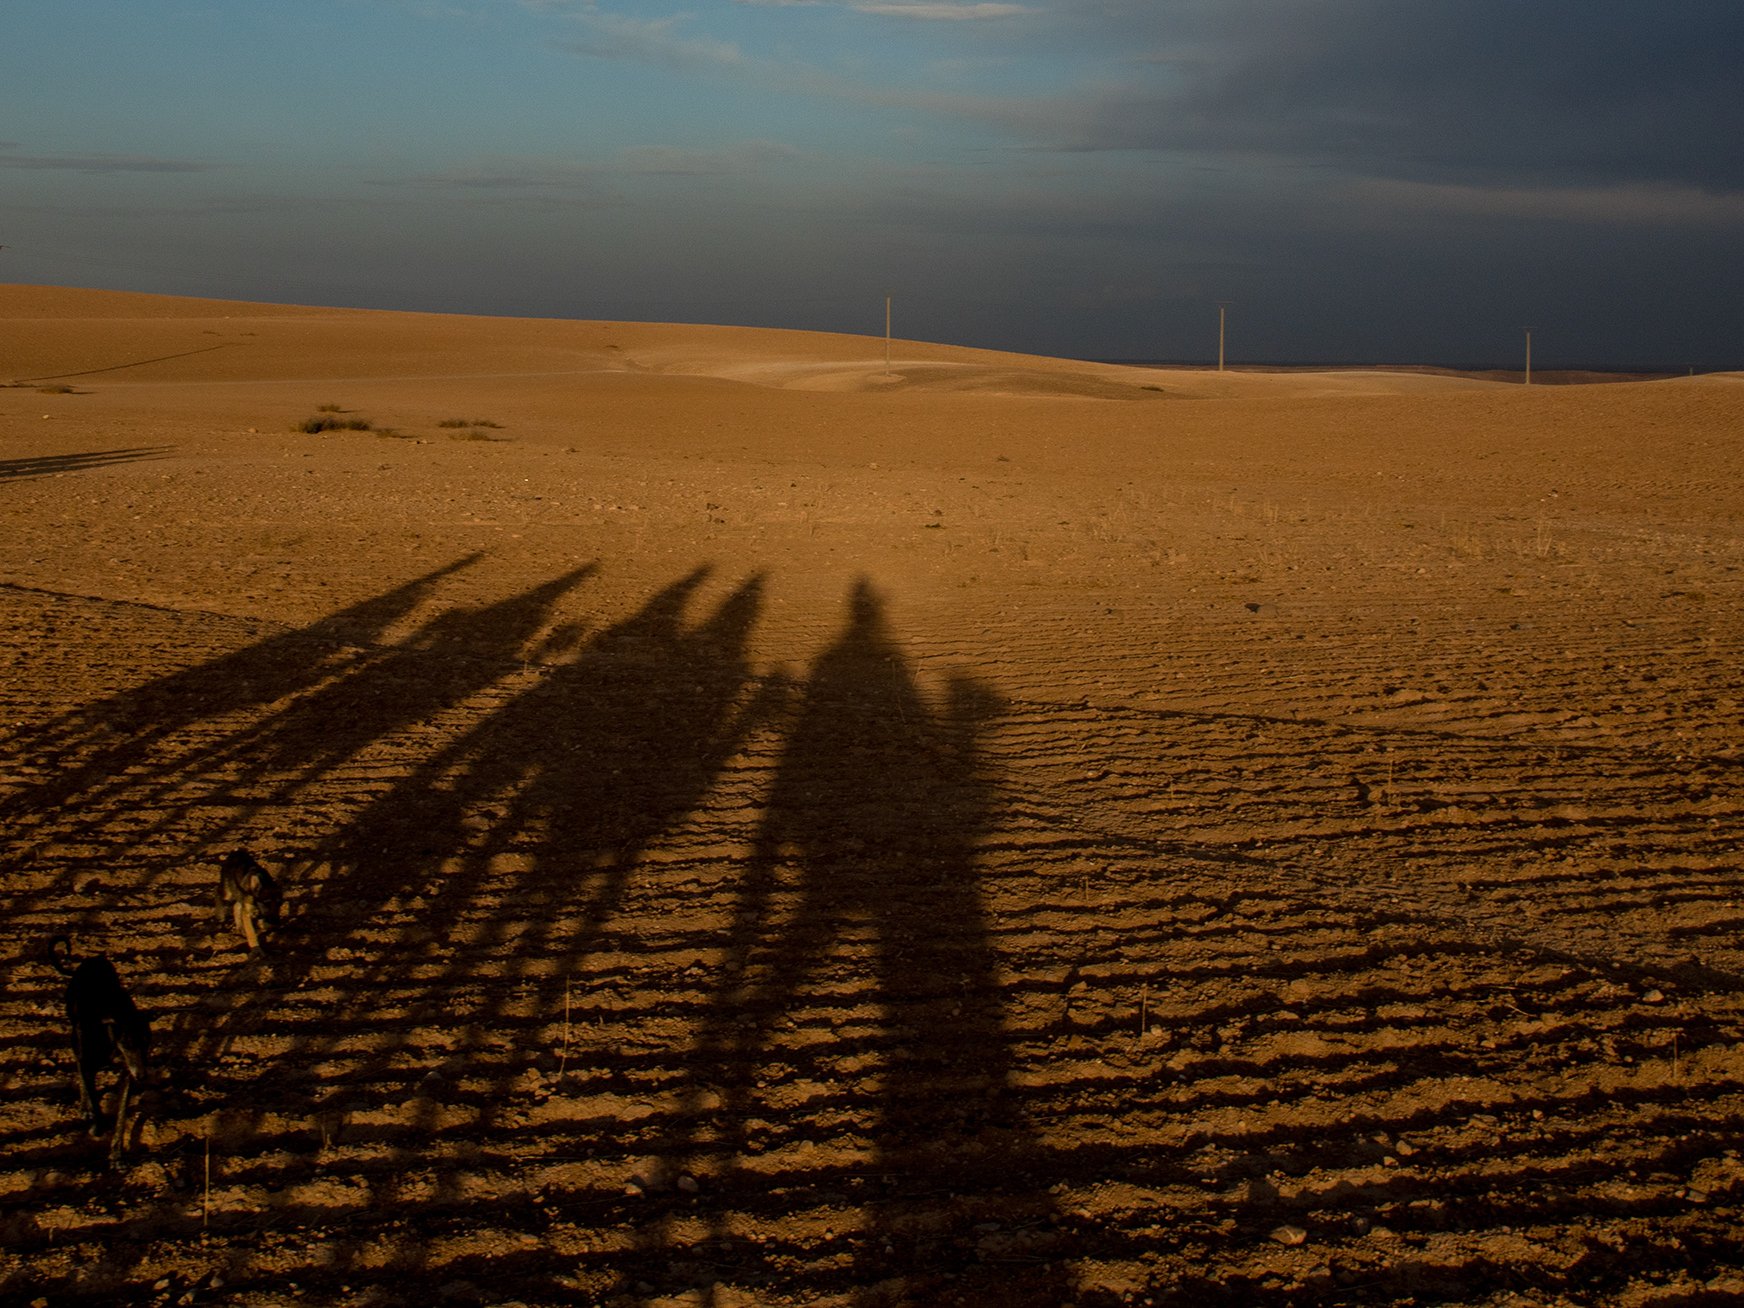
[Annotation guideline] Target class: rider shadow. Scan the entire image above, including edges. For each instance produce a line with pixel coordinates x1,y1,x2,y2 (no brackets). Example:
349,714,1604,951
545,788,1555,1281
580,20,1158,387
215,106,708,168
684,578,1064,1302
171,563,598,1074
321,565,767,929
224,567,774,1105
0,446,174,483
0,553,486,979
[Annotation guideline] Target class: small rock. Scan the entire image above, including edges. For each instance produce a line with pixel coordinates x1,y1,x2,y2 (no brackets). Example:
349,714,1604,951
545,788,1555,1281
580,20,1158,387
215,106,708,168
676,1174,700,1194
1270,1224,1308,1246
1643,989,1666,1004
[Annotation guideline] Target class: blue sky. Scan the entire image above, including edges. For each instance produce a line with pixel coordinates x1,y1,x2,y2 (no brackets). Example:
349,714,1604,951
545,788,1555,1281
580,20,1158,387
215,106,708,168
4,1,1740,366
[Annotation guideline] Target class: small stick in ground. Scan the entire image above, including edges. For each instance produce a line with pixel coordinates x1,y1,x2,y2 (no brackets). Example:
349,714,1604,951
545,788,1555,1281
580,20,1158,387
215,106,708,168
559,979,572,1081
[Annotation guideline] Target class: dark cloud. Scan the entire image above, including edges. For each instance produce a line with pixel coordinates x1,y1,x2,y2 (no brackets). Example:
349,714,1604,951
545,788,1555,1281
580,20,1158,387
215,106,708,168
549,3,1744,201
383,142,802,195
6,5,1737,367
1050,1,1744,192
0,149,219,175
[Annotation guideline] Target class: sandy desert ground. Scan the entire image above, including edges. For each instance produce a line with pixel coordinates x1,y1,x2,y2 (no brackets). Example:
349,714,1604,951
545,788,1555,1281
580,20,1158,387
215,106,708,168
2,284,1742,1307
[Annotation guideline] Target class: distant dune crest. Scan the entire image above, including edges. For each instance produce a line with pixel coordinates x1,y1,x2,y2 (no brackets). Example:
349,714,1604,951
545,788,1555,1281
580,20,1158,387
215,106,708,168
20,282,1727,398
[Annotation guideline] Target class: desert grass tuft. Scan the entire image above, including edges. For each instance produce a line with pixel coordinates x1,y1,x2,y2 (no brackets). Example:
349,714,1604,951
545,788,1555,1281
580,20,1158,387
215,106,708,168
438,418,503,429
295,415,374,433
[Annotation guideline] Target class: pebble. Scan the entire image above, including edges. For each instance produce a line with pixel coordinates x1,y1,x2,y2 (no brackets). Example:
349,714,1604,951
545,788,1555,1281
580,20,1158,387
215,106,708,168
1270,1224,1308,1246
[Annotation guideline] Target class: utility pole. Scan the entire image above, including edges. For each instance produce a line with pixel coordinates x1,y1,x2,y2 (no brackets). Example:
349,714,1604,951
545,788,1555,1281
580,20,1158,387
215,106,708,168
885,295,892,378
1218,303,1228,372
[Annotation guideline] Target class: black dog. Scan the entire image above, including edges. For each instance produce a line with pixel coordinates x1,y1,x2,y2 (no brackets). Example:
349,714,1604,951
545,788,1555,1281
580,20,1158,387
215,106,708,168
216,848,282,951
49,936,151,1161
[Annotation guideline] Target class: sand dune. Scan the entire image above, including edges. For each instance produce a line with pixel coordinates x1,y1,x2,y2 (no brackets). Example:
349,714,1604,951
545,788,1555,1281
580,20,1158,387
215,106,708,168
3,283,1549,399
3,285,1743,1306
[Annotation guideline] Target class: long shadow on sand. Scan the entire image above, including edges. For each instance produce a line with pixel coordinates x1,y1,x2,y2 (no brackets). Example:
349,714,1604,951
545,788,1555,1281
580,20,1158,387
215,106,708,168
633,579,1066,1304
0,446,176,483
223,565,772,1074
155,564,777,1294
0,565,1064,1306
0,552,486,977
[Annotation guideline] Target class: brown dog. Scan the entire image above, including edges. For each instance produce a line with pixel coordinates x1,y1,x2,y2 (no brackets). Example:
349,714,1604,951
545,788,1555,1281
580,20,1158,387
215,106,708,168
50,936,151,1163
216,849,282,951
